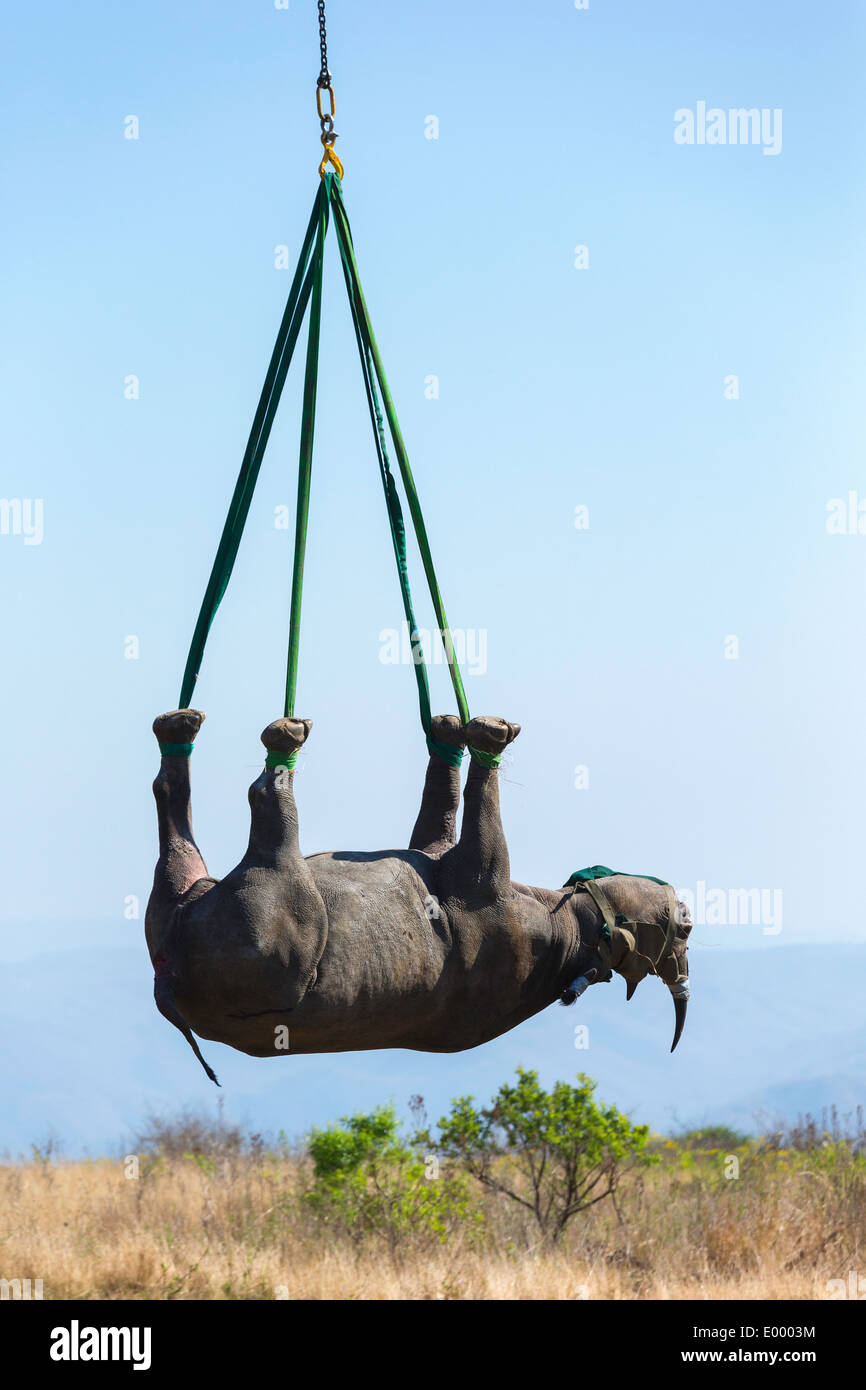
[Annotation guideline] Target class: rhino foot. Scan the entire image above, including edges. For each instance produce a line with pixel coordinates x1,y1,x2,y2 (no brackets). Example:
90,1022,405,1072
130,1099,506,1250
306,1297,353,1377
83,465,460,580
464,716,521,753
153,709,205,745
430,714,466,748
260,717,312,753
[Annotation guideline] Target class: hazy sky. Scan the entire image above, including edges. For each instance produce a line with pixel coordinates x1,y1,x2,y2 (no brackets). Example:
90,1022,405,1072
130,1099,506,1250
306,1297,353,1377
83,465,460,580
1,0,864,970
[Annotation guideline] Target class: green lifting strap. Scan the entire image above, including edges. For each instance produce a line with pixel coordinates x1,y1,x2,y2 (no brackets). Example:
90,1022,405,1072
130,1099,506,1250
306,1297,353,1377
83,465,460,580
329,185,476,767
173,175,499,770
177,179,329,713
329,184,498,769
284,183,329,722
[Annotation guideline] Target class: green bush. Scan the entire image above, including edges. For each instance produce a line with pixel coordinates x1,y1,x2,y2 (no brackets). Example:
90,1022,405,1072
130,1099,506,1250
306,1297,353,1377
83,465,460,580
435,1068,656,1242
676,1125,751,1151
304,1105,481,1251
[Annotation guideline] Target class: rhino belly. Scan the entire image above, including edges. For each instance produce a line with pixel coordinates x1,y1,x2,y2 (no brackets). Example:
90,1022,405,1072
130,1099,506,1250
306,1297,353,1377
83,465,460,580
289,851,452,1047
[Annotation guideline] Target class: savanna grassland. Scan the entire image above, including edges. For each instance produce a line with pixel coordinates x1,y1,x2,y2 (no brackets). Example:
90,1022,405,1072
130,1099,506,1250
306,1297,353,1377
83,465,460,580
2,1101,863,1301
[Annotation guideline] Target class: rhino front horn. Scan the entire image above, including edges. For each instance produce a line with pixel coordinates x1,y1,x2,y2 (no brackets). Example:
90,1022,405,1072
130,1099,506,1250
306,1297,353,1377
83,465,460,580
626,979,639,1002
671,993,688,1053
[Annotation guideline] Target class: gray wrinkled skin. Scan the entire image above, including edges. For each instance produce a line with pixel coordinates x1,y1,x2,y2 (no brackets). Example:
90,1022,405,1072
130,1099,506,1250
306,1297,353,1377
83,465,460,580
146,711,690,1076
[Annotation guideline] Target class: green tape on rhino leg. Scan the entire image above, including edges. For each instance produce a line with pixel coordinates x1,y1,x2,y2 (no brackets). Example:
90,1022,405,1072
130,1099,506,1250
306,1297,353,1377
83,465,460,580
426,736,465,768
265,750,298,771
468,747,501,770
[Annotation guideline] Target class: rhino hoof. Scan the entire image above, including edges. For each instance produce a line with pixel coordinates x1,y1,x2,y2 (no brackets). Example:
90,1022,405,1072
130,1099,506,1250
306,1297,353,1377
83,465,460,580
464,716,521,754
429,714,466,748
260,718,312,754
153,709,206,744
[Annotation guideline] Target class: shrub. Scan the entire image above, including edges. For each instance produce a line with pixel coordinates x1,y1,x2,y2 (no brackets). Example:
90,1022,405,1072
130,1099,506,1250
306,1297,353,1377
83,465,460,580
304,1104,480,1252
435,1068,656,1243
676,1125,751,1151
132,1104,249,1161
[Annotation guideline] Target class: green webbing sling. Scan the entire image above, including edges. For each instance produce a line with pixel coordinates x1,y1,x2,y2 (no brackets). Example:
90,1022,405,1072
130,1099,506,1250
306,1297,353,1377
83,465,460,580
284,184,328,726
174,175,499,770
177,180,328,714
329,183,477,768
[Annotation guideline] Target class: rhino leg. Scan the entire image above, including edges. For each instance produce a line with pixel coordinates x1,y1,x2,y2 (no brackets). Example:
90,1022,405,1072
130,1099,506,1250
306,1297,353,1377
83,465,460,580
148,709,210,931
440,716,520,902
239,718,329,978
146,710,224,1083
245,718,316,867
409,715,466,856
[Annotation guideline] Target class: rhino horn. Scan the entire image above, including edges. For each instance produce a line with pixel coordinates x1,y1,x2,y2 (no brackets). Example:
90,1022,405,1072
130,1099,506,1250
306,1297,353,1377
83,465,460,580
670,989,689,1053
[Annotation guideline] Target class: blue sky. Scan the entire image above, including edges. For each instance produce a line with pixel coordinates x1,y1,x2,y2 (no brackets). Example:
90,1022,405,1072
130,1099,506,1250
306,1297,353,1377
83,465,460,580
0,2,864,1139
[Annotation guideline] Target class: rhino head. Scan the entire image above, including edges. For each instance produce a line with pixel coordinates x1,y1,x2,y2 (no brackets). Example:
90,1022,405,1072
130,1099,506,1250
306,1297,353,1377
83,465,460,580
562,892,693,1053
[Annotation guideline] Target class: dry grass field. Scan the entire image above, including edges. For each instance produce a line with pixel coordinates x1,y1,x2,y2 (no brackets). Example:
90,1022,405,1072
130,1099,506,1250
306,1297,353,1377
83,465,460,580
2,1109,862,1300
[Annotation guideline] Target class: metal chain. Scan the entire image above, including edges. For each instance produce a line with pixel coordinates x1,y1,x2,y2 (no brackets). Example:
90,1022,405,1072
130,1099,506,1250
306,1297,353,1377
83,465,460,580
315,0,343,178
316,0,330,88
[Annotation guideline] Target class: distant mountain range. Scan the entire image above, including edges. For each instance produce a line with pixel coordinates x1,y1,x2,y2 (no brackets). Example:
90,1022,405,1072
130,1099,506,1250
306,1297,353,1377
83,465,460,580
0,940,862,1156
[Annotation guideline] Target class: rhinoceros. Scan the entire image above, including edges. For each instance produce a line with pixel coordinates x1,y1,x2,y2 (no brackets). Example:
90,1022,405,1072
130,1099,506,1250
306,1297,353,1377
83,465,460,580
145,710,691,1084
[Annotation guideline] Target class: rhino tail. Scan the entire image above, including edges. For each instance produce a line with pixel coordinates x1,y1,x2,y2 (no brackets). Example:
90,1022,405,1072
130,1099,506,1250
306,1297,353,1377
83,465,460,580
154,973,220,1087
